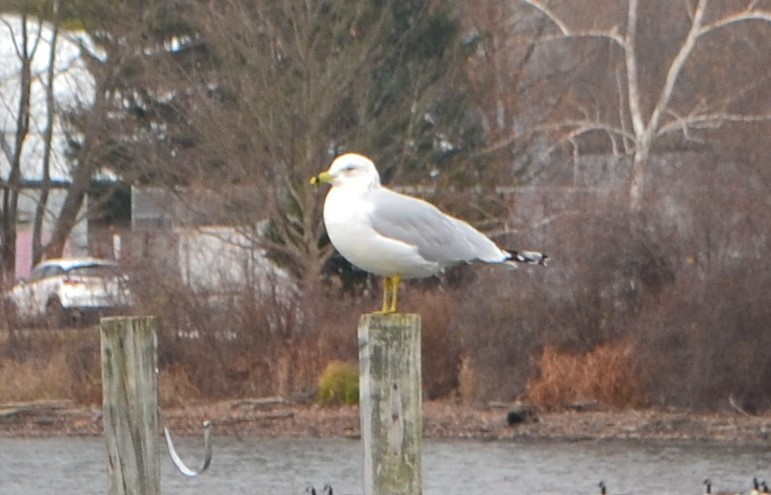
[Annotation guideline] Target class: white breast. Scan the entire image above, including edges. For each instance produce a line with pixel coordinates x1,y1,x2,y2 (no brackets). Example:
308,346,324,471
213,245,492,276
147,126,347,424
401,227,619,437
323,188,440,278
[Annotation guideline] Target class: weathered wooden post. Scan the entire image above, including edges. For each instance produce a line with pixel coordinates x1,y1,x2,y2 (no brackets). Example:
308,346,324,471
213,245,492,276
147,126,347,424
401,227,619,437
359,313,422,495
101,316,160,495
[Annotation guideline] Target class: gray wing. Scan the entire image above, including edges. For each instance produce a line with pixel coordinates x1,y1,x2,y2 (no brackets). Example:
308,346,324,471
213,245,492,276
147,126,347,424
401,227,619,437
369,187,506,264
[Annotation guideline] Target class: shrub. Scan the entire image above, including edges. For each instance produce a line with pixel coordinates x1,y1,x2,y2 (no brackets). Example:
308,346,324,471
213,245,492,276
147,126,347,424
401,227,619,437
317,361,359,405
0,329,102,404
447,268,547,404
633,263,771,410
526,341,647,409
411,289,462,400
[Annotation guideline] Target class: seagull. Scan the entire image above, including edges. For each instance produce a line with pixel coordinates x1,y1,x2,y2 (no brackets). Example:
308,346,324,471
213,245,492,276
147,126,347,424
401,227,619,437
311,152,547,314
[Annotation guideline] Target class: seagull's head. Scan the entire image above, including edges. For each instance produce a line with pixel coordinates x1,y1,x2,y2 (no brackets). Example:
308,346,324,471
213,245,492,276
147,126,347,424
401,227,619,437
310,152,380,189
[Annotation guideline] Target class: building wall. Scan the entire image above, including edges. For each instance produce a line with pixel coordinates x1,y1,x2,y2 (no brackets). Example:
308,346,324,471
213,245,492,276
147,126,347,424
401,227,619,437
14,188,87,278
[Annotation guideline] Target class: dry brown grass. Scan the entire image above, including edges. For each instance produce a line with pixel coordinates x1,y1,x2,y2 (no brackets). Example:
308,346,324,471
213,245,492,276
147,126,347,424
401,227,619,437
457,354,476,405
0,330,213,407
0,349,246,407
159,365,202,406
0,329,102,404
0,353,100,403
0,354,70,402
526,341,647,409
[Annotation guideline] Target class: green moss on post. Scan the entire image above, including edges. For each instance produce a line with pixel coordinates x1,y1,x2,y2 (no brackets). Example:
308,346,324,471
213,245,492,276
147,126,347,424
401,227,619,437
358,313,422,495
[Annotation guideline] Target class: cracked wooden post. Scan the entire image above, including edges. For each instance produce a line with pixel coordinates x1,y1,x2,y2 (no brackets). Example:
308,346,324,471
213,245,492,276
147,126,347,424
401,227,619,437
359,314,422,495
101,316,160,495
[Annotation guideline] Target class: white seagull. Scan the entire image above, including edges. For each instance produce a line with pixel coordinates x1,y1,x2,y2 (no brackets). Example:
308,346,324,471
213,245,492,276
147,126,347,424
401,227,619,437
311,152,547,314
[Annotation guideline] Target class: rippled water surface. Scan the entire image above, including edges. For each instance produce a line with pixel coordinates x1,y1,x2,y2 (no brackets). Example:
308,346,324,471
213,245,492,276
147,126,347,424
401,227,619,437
1,436,769,494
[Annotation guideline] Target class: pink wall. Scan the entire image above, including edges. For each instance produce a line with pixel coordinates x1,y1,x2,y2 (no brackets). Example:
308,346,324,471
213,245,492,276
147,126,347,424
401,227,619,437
14,230,69,279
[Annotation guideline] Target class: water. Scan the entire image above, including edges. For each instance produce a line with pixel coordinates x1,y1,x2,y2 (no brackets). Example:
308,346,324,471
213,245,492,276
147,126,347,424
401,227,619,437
1,436,769,495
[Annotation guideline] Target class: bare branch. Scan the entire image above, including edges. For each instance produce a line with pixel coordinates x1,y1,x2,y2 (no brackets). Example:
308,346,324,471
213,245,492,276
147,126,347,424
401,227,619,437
535,119,636,144
657,111,771,137
476,135,520,157
625,0,645,137
519,0,570,34
0,132,13,162
700,8,771,36
519,0,625,47
615,67,633,153
728,394,751,416
685,0,696,21
536,29,625,47
645,0,708,139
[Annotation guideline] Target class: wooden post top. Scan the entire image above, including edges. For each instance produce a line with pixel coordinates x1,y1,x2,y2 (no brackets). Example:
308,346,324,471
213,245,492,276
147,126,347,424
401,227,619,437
359,313,421,326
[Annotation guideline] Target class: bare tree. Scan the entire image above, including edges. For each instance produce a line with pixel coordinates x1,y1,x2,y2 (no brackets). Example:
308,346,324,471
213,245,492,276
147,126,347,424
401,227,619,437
460,2,565,176
103,0,470,297
0,12,42,286
519,0,771,210
0,2,108,278
31,0,59,265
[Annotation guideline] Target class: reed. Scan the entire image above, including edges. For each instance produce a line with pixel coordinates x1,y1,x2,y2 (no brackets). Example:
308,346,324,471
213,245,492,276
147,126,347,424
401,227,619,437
526,341,647,409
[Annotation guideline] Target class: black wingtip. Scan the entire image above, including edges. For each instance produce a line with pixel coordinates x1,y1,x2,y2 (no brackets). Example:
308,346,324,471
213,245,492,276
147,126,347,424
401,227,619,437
508,250,548,266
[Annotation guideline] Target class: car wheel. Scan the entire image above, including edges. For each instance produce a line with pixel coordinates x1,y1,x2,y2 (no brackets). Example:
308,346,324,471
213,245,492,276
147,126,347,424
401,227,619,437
45,298,67,328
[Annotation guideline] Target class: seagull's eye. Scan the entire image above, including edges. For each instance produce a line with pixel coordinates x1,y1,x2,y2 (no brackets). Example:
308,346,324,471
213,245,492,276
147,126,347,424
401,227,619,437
342,165,356,174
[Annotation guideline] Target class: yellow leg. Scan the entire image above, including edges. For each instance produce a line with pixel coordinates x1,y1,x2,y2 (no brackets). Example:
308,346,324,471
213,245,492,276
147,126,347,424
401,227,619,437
379,277,392,313
388,275,401,314
374,275,402,314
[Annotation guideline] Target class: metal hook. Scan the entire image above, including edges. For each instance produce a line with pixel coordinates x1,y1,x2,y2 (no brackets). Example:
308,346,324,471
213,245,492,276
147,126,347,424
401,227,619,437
164,420,213,477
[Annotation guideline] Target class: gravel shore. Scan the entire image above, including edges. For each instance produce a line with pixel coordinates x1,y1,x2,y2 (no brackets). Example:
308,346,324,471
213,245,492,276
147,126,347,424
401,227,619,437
2,399,771,445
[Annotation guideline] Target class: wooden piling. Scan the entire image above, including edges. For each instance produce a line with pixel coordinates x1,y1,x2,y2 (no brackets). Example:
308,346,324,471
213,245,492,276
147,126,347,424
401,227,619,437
358,313,422,495
101,316,160,495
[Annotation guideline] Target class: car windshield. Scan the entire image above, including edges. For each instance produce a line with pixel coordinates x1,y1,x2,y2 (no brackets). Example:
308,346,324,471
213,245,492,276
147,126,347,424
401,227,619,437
66,264,119,277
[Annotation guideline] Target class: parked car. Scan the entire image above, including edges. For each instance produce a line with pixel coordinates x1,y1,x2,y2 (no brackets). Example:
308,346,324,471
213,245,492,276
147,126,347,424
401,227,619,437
3,257,133,328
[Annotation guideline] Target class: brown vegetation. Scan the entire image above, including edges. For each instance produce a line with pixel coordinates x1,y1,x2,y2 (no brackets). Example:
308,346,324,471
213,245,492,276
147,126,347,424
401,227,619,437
526,342,646,409
0,330,101,404
0,1,769,419
2,163,771,415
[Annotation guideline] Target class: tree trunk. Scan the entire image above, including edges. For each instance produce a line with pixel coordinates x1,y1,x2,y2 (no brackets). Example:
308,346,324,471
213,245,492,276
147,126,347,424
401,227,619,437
1,14,34,286
44,161,91,259
44,44,110,260
33,6,60,266
1,186,20,287
629,147,648,213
